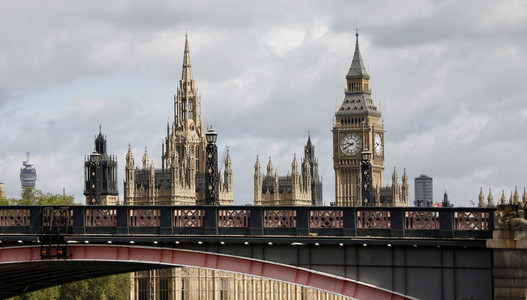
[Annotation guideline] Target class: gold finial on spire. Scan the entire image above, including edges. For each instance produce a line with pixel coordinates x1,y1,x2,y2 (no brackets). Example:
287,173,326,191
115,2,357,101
355,21,360,37
185,28,188,38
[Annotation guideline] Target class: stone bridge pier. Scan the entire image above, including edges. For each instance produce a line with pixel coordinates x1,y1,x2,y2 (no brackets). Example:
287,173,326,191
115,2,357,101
487,204,527,299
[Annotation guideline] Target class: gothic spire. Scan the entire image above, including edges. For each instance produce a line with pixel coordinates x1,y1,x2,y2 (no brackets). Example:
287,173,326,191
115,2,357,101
142,146,150,169
181,30,193,83
478,187,486,207
266,156,273,176
225,147,232,172
95,125,107,155
346,23,370,80
392,166,398,185
126,143,134,169
292,153,298,175
254,155,261,172
488,188,494,207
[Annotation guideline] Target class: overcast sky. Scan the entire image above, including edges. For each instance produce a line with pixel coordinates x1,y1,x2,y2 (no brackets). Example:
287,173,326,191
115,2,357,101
1,0,527,207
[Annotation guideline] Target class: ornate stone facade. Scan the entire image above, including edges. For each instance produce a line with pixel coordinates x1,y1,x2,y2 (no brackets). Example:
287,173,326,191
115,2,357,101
331,28,408,207
131,267,346,300
126,33,234,300
254,136,323,206
304,135,323,205
373,167,409,207
332,29,385,206
478,187,527,208
123,34,233,206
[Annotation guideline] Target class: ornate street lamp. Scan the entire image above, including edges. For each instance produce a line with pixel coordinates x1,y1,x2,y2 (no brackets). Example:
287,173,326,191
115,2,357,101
205,127,220,205
361,149,372,206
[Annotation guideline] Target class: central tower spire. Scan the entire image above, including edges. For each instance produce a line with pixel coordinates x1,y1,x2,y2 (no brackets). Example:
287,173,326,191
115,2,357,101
166,32,206,175
174,31,201,131
181,30,193,83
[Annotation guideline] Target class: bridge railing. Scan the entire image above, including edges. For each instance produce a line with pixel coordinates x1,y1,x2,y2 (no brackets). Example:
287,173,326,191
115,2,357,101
0,205,495,239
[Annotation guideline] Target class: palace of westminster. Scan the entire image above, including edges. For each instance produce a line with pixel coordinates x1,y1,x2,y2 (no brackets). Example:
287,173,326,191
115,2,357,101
80,30,409,299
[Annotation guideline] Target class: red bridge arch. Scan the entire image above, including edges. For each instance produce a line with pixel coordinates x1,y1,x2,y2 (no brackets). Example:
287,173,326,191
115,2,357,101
0,245,413,300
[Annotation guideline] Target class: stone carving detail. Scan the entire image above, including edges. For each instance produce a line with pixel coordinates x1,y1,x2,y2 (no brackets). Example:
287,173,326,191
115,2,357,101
497,203,527,231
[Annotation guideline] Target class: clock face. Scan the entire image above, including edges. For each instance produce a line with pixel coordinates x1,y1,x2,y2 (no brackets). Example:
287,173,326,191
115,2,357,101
341,134,362,156
374,133,383,155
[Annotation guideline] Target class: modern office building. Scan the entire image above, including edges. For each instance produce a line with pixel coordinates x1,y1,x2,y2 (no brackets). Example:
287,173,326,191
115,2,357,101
415,175,433,207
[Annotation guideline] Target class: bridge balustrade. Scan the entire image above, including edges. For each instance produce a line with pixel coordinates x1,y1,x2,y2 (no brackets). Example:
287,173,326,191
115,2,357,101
0,205,495,239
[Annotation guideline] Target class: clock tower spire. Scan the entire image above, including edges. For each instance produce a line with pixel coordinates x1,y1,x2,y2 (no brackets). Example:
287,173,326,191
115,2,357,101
332,28,385,206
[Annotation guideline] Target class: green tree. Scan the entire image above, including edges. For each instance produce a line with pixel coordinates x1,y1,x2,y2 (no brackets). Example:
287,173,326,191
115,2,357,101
15,273,131,300
7,188,132,300
57,274,131,300
0,197,10,205
18,187,75,206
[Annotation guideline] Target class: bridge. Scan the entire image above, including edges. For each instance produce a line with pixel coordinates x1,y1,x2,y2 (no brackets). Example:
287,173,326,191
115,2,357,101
0,205,496,299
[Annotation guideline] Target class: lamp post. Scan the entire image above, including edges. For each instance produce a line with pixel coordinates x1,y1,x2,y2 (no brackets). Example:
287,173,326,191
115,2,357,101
361,149,372,206
205,127,220,205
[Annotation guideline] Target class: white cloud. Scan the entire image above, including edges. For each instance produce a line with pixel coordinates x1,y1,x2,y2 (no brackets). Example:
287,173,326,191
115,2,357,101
261,26,307,57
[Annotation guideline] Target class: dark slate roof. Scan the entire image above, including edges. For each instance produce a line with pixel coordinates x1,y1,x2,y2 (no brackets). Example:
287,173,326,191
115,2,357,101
336,93,381,117
346,34,369,79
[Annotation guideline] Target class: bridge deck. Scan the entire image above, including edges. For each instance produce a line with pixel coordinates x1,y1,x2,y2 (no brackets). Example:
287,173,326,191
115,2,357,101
0,205,494,242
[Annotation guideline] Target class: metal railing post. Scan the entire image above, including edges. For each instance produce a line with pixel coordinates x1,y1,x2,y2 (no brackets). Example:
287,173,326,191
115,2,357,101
71,206,85,234
29,206,42,235
296,207,309,236
390,207,405,237
160,206,173,235
250,206,263,236
343,207,357,236
204,206,218,235
115,206,129,234
439,208,454,238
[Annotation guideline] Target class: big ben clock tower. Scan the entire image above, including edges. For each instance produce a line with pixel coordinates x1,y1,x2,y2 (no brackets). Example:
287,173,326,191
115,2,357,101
332,28,384,206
